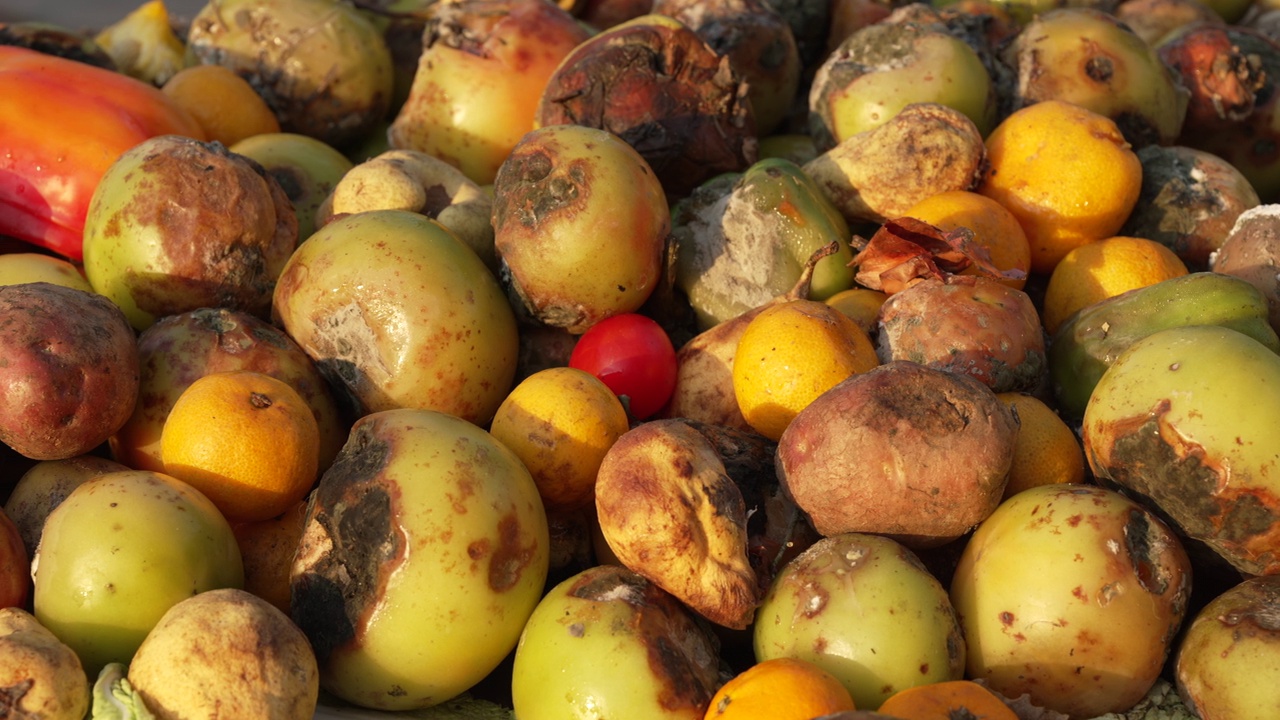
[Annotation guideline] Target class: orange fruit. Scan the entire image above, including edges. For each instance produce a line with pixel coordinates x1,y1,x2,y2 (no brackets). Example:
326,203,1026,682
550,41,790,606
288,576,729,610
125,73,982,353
231,499,308,615
903,190,1033,290
978,100,1143,277
704,657,857,720
488,366,630,512
732,299,879,441
162,64,281,147
878,679,1018,720
1040,235,1189,335
997,392,1085,499
160,370,320,523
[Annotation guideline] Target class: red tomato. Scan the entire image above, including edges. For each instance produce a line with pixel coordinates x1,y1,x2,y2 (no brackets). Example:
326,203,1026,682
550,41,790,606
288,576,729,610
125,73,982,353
569,313,677,420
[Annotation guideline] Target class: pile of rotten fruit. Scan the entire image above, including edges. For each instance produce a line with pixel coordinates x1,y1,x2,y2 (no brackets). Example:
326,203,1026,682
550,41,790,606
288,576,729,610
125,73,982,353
3,0,1280,717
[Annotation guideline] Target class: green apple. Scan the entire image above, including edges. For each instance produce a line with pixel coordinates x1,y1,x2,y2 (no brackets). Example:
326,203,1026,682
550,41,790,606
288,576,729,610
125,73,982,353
32,470,243,676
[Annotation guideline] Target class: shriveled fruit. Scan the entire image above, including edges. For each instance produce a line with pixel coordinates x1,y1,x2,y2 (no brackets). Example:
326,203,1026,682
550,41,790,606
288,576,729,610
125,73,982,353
1041,236,1189,336
978,100,1143,276
902,190,1031,291
489,366,630,513
291,409,548,710
754,532,966,711
1083,325,1280,576
536,13,758,199
876,274,1046,394
161,371,320,524
511,564,723,720
492,125,669,333
127,588,318,720
1176,575,1280,720
777,361,1016,548
951,484,1192,719
732,298,878,441
704,657,856,719
186,0,394,148
0,607,89,720
273,209,518,426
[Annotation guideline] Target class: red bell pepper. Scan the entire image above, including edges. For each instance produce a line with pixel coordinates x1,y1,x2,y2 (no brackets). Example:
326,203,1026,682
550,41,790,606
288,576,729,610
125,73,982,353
0,45,205,261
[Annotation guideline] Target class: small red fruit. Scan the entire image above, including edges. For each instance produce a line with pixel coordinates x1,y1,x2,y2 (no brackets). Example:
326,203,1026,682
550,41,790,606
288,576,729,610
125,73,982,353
569,314,677,420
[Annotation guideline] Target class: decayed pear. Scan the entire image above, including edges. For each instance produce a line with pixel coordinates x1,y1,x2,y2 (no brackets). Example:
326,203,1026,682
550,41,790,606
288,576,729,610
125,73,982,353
661,241,838,429
0,607,89,720
595,418,814,630
316,148,496,270
803,102,984,225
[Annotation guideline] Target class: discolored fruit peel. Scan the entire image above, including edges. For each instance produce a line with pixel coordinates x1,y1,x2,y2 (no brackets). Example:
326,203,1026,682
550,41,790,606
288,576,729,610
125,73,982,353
876,274,1047,394
1176,575,1280,719
951,484,1192,719
809,18,997,150
0,607,90,720
1213,204,1280,333
0,283,139,461
754,533,966,711
595,419,767,629
187,0,394,149
536,13,758,200
82,134,298,332
272,209,518,426
110,307,347,476
3,455,128,558
1159,24,1267,133
1049,271,1280,420
388,0,591,186
491,124,669,333
291,408,548,710
511,564,725,720
229,132,355,243
1119,144,1261,271
1112,0,1225,48
1003,8,1189,148
672,157,855,330
127,588,319,720
777,361,1017,548
651,0,802,137
803,103,985,226
1083,325,1280,575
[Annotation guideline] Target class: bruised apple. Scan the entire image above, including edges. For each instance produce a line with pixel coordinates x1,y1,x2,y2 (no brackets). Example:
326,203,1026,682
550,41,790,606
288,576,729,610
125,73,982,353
388,0,591,186
0,283,139,460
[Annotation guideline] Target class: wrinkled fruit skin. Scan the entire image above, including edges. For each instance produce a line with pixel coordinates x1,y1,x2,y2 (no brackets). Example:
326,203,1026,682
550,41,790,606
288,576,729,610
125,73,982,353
186,0,394,148
511,564,723,720
1176,575,1280,720
82,134,298,332
777,361,1017,548
290,409,549,711
536,13,758,199
491,124,669,333
1083,325,1280,576
951,484,1192,719
272,209,518,426
877,275,1047,394
754,532,966,711
0,607,90,720
110,307,347,476
0,283,139,460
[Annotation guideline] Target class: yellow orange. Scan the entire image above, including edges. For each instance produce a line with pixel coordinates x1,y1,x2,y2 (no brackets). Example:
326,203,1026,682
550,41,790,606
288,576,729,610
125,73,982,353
705,657,857,720
160,370,320,523
824,287,889,335
489,366,630,512
997,392,1085,499
1041,235,1189,335
903,190,1033,290
978,100,1143,276
732,299,879,441
162,64,281,147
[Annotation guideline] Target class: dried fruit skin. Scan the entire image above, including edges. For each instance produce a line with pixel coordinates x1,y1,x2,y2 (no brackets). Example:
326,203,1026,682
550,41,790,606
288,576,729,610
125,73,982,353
536,14,758,199
1212,204,1280,333
1176,575,1280,719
